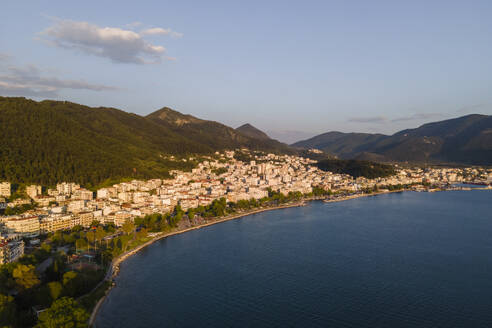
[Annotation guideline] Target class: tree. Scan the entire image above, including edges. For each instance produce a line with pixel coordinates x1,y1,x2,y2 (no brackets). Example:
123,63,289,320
62,272,81,297
12,264,40,290
71,225,83,233
136,227,148,240
47,281,63,301
122,221,134,235
188,208,195,220
105,222,116,233
63,233,75,244
75,238,87,252
86,231,96,249
95,226,105,243
35,297,89,328
40,243,51,253
0,294,16,328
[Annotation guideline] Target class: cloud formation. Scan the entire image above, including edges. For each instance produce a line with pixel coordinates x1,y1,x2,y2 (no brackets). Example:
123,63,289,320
140,27,183,38
0,63,117,98
39,18,181,64
348,116,387,124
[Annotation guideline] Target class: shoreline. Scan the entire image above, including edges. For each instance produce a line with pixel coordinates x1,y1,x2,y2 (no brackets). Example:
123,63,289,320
88,187,490,326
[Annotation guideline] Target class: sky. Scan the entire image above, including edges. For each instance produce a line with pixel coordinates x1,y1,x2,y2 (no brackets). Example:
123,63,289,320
1,0,492,143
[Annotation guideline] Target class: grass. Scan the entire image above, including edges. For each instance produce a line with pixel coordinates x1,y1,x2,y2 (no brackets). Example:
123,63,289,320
127,236,153,249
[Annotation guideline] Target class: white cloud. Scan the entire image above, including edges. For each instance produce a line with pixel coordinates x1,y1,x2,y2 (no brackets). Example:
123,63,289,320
0,63,117,98
140,27,183,38
39,18,181,64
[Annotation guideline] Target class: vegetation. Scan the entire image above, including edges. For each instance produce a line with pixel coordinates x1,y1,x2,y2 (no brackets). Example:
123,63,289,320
35,297,89,328
0,97,298,188
147,108,294,155
235,123,271,140
233,151,254,163
4,202,37,216
316,159,395,178
211,167,228,176
294,114,492,165
0,97,203,188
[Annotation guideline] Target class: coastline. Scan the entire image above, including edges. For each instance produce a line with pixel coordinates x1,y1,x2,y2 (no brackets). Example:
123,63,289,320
88,187,490,326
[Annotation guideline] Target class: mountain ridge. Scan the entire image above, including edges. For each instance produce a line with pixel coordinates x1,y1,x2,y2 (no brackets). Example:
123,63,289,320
293,114,492,165
0,97,293,187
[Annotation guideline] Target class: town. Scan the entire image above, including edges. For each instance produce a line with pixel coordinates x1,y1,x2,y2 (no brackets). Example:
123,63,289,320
0,150,492,326
1,150,491,266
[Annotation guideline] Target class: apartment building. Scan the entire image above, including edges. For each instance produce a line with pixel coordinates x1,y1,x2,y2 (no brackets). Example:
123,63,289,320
0,236,24,264
0,182,11,198
3,216,40,237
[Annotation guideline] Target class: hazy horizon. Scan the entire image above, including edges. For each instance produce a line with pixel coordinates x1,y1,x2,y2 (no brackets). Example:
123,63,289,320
2,0,492,138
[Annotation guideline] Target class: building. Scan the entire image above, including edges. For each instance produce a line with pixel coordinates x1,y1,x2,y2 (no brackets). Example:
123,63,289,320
40,215,73,233
3,216,40,237
56,182,80,196
0,182,11,198
0,235,25,264
72,188,93,201
26,185,42,199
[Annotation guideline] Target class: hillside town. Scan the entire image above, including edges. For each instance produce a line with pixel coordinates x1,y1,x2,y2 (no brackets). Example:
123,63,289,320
1,150,491,265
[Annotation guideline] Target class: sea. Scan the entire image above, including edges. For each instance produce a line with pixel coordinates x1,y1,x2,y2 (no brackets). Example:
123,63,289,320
95,190,492,328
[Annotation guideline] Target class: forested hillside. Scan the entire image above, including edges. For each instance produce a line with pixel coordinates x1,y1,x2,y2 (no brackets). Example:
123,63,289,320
294,114,492,165
0,97,296,187
0,98,204,187
147,108,293,153
316,159,395,179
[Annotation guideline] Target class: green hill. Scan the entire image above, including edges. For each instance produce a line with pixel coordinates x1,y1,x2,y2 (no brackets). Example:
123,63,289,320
0,97,298,188
316,159,395,179
147,107,294,153
293,114,492,165
292,131,386,159
0,97,208,187
236,123,271,140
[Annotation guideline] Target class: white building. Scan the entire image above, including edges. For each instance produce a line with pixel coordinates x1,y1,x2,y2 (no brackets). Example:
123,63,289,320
3,216,40,237
0,182,11,198
26,185,42,199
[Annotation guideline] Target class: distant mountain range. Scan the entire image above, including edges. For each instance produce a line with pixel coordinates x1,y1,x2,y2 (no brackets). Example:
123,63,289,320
293,114,492,165
0,97,290,187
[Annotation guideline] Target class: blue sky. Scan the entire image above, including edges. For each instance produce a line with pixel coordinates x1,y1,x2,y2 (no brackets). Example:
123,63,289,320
1,0,492,143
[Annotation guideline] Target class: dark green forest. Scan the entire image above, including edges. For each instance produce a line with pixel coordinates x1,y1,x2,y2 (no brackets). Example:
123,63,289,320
0,97,206,188
316,159,395,178
0,97,292,188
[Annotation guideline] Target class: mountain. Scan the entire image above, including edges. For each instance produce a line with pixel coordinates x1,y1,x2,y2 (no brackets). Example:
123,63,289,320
0,98,294,187
147,107,293,153
0,97,207,187
236,123,271,140
292,132,387,159
293,114,492,165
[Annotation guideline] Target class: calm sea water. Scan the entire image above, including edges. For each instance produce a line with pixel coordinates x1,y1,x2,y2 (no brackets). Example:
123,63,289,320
95,190,492,328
